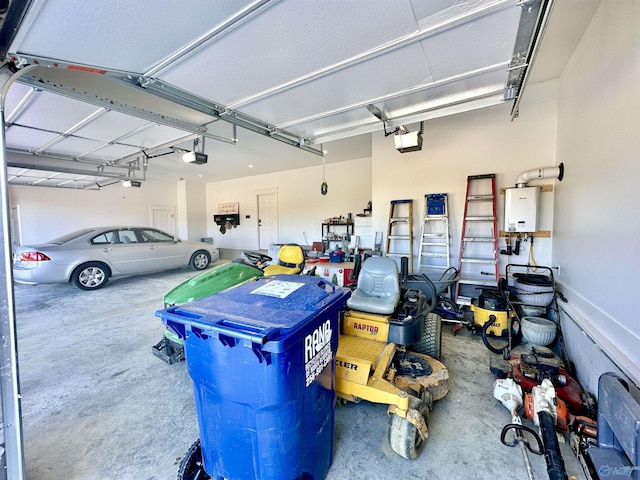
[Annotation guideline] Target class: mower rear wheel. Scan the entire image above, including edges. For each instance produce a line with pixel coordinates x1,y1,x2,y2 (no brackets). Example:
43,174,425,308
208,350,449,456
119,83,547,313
177,439,210,480
388,396,429,460
412,313,442,359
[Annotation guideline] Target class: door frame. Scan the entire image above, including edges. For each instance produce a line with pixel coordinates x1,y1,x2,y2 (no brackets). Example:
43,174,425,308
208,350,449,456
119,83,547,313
256,188,278,250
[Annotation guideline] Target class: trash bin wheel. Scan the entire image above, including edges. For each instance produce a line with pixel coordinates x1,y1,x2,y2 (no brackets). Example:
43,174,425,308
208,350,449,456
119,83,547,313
412,313,442,359
388,396,430,460
177,439,210,480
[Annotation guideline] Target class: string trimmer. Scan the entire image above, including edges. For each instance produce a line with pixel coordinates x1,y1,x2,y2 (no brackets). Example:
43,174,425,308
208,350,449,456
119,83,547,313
494,378,543,480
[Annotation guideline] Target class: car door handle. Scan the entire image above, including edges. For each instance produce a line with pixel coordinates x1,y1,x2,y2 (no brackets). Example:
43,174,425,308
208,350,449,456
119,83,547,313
148,245,157,250
100,248,112,253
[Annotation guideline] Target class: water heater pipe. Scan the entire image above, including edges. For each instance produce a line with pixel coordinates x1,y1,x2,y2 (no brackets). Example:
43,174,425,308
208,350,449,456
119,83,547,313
515,162,564,188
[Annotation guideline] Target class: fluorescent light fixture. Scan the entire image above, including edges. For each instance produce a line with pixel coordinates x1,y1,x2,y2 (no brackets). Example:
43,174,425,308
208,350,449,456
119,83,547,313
122,180,141,188
181,151,208,164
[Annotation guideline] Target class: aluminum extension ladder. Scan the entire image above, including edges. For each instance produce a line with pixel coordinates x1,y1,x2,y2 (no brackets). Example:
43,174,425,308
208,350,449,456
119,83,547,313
385,199,414,272
455,174,499,305
418,193,450,274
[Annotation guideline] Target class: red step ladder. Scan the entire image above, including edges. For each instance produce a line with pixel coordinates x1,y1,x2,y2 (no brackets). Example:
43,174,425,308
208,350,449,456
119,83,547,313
455,174,499,305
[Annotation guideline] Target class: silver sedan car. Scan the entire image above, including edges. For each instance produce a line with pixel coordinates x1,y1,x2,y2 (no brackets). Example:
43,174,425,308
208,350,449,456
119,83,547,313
13,226,219,290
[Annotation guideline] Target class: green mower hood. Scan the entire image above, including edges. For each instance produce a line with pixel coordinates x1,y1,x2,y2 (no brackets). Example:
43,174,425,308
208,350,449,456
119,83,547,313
163,261,263,306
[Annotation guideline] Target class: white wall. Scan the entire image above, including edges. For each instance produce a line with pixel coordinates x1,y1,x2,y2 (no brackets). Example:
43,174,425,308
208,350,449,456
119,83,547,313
205,157,372,250
177,180,207,242
553,0,640,391
9,181,178,244
370,80,559,275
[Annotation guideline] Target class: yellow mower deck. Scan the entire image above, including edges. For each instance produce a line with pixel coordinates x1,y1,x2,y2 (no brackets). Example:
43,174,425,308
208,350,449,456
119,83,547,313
334,309,450,459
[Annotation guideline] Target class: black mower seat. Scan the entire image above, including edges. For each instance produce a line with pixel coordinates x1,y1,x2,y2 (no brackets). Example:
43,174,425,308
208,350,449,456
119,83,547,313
346,256,400,315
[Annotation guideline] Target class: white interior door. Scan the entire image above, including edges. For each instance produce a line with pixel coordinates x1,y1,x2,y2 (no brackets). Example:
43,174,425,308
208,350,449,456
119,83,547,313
150,206,176,236
258,192,278,250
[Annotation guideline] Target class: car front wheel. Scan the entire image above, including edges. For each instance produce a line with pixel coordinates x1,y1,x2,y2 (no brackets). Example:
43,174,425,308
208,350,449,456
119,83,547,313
72,262,109,290
190,251,211,270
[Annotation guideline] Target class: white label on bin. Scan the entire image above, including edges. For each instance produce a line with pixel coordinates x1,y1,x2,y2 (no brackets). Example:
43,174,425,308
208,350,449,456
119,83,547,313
250,280,304,298
304,320,333,387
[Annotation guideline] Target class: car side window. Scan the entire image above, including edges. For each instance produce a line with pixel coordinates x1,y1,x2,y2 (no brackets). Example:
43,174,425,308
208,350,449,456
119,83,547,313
91,233,112,245
140,229,174,243
117,230,138,244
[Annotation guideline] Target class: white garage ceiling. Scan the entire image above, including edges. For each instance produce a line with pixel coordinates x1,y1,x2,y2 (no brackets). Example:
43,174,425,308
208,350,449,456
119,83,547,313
0,0,599,189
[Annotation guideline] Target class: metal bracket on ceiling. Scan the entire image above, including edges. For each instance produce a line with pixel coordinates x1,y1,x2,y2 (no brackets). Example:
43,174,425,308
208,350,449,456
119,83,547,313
505,0,555,120
366,104,404,137
137,75,155,88
192,136,205,154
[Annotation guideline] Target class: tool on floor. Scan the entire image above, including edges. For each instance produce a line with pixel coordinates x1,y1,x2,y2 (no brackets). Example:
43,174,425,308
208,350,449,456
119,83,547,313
490,345,594,417
455,174,499,305
386,199,414,271
530,380,569,480
494,378,543,480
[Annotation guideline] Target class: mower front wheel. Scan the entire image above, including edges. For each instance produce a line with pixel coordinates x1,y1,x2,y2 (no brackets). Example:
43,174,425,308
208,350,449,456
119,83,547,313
388,396,430,460
412,313,442,359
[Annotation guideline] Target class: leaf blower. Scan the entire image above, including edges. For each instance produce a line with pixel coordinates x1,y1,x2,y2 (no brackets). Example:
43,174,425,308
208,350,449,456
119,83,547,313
494,378,543,480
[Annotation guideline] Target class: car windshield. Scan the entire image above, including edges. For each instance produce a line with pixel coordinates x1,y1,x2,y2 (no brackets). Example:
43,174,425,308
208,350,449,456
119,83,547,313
47,229,97,245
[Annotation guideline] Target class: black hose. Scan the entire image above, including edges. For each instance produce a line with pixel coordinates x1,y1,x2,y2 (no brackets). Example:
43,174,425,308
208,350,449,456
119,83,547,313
538,411,568,480
481,316,504,354
481,314,521,355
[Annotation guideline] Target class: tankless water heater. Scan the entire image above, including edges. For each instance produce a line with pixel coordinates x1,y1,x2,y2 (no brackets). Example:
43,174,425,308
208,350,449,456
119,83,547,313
504,186,540,233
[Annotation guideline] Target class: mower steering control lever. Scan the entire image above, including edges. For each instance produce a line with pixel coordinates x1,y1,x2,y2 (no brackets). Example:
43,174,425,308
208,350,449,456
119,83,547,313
500,423,543,455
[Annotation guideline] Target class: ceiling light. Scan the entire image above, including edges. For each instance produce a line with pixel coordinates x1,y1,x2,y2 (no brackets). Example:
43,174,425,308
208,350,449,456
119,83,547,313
122,180,141,188
181,151,208,164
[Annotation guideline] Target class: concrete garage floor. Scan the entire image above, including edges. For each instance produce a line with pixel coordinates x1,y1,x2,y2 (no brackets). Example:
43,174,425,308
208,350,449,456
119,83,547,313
14,262,587,480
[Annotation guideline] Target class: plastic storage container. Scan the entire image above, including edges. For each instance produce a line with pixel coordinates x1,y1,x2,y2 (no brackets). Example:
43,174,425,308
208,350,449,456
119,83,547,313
521,316,557,346
329,250,345,263
158,275,350,480
514,273,554,307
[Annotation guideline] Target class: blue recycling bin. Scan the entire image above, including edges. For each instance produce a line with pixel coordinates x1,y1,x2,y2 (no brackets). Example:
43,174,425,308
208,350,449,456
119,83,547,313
157,274,350,480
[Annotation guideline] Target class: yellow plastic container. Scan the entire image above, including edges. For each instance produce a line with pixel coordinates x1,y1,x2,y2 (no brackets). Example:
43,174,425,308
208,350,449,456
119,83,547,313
471,304,513,337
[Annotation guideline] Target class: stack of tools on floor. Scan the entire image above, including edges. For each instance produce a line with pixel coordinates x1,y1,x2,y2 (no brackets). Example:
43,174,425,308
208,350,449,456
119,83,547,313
483,264,603,479
490,342,599,479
